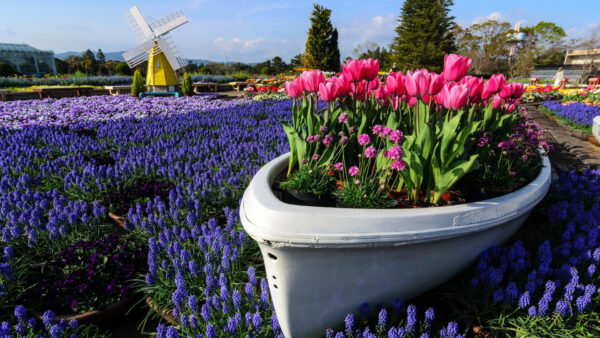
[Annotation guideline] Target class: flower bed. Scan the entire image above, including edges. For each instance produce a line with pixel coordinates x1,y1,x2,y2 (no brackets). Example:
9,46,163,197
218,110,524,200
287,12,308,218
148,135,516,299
0,75,132,88
0,90,598,337
0,93,247,128
522,84,564,103
540,101,600,134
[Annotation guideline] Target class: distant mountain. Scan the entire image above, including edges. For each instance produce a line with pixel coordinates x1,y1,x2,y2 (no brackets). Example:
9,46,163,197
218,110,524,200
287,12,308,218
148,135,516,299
55,51,125,62
55,52,256,66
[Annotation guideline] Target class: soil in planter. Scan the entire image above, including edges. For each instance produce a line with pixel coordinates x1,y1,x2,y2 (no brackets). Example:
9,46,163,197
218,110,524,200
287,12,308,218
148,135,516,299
273,171,336,207
275,167,533,209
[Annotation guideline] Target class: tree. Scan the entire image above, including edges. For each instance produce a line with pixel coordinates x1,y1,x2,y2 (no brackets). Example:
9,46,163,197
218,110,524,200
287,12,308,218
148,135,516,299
521,22,566,66
290,53,306,69
181,72,193,96
131,69,145,97
353,41,392,69
81,49,97,74
390,0,456,72
304,4,341,71
96,49,106,63
54,58,68,74
455,20,512,75
184,61,199,74
114,62,132,75
509,38,536,78
271,56,288,74
82,49,95,61
575,27,600,83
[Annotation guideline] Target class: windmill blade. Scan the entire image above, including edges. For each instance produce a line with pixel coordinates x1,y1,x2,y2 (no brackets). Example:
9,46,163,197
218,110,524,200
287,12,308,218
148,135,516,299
151,9,188,37
156,37,186,70
122,39,157,68
125,6,155,42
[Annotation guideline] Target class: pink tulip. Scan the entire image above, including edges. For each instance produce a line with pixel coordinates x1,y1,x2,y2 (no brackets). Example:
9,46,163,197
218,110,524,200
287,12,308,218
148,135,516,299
300,70,324,92
428,73,445,95
285,78,303,98
465,76,484,102
391,97,400,110
351,80,368,101
385,74,397,94
443,54,471,82
511,82,525,99
499,83,516,99
407,96,417,107
442,84,469,110
374,86,389,103
368,77,380,90
387,72,406,97
342,59,364,82
405,69,430,97
336,75,351,97
363,58,380,81
486,74,506,94
319,80,339,102
492,94,503,109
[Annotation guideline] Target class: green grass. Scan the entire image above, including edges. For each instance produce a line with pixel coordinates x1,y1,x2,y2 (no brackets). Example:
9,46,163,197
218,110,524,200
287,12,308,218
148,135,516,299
2,85,105,92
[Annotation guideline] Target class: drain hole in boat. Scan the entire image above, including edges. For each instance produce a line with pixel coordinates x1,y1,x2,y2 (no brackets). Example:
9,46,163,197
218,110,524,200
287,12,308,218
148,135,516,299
268,253,278,261
272,275,276,280
273,284,278,289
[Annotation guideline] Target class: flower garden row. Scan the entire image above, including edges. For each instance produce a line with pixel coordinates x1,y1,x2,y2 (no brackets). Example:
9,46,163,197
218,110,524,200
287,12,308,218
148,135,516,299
0,74,239,90
0,78,598,336
539,101,600,134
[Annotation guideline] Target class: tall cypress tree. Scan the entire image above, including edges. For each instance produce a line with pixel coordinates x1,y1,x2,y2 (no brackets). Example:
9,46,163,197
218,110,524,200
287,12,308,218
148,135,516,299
304,4,341,71
390,0,456,72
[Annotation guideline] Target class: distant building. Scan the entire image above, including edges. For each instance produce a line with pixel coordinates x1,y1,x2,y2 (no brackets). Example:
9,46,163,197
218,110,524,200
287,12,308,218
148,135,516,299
0,43,57,76
564,49,600,66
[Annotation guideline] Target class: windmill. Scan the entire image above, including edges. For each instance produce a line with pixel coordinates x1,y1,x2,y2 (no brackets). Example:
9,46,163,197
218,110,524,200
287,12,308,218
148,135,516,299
122,6,188,93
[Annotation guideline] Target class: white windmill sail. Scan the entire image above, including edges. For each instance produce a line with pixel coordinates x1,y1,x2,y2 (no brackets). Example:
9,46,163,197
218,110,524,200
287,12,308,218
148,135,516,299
124,6,154,43
122,6,188,70
150,10,188,37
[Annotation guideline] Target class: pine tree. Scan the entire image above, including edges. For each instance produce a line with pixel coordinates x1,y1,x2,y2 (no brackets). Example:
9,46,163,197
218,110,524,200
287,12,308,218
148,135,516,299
181,72,193,96
304,4,340,71
131,69,145,97
390,0,456,72
96,49,106,63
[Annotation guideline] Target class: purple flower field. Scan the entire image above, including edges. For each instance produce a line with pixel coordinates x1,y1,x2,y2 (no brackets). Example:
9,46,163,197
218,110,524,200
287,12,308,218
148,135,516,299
541,101,600,132
0,94,248,128
0,95,599,337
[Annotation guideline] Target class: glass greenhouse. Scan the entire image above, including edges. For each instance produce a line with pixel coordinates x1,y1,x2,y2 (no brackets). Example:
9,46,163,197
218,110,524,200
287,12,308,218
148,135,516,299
0,43,57,76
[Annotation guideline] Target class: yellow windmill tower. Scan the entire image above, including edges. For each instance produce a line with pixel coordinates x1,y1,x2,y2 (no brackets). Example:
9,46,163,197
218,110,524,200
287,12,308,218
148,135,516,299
123,6,188,94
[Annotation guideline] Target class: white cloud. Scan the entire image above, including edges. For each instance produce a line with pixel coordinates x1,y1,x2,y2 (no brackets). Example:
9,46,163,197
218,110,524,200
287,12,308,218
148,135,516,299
472,11,506,25
337,13,397,57
213,37,267,54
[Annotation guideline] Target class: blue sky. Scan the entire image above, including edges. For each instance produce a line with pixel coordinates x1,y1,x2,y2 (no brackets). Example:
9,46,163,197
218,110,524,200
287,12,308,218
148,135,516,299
1,0,599,63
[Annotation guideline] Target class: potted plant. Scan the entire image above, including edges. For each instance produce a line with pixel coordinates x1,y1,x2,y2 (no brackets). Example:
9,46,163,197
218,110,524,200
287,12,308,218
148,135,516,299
240,54,552,337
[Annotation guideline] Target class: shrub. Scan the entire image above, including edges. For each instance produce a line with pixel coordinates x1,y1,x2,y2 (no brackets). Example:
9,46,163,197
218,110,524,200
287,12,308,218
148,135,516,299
115,62,132,76
131,69,145,97
181,72,193,96
260,66,272,75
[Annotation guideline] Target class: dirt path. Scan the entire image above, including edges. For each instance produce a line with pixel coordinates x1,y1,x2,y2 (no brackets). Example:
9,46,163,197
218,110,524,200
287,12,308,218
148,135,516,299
523,103,600,173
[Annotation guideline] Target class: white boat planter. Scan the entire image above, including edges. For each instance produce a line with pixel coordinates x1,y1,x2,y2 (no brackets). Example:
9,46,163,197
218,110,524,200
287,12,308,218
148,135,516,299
593,116,600,144
240,153,552,338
